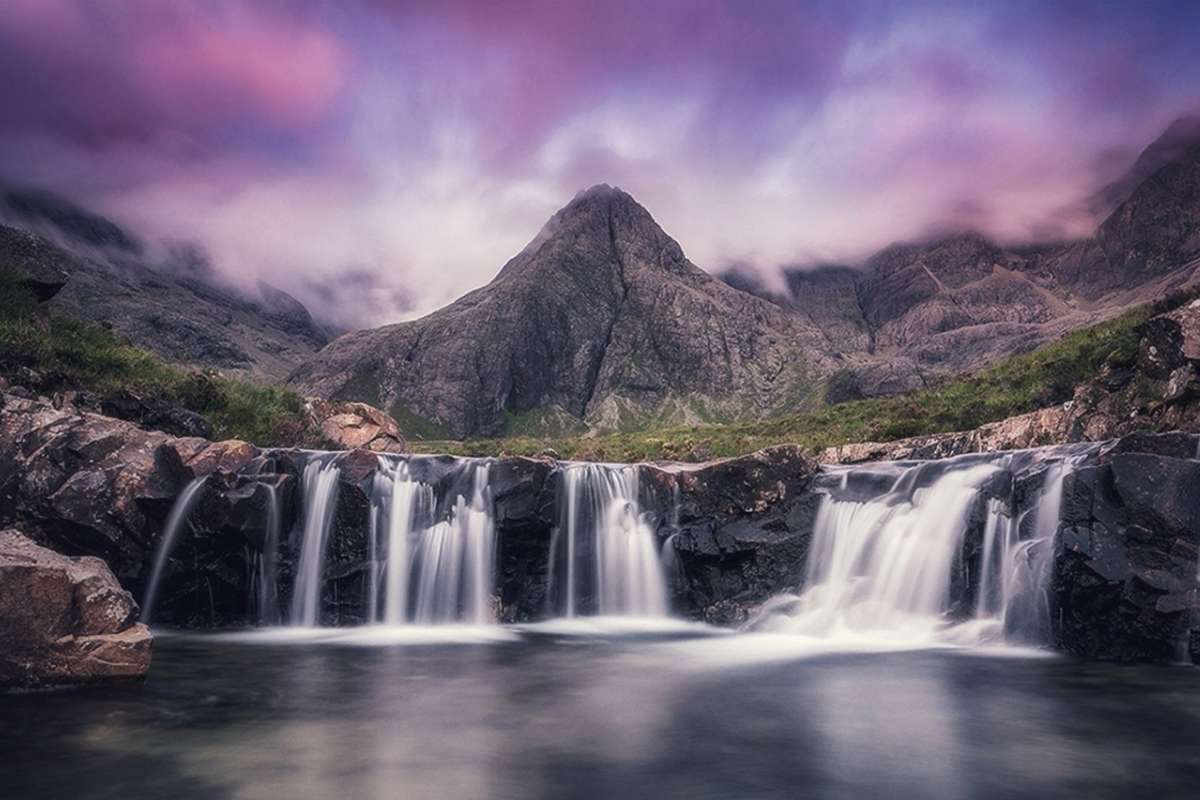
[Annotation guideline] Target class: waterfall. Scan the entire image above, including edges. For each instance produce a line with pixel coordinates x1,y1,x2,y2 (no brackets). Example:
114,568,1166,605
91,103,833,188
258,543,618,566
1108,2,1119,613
140,476,208,624
290,458,341,627
411,462,495,624
363,458,495,625
550,464,668,617
977,458,1080,642
751,449,1088,647
254,484,281,625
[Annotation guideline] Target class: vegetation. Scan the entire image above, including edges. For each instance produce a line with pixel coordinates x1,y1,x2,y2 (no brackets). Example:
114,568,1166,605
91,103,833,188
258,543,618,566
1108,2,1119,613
0,268,305,444
419,304,1153,462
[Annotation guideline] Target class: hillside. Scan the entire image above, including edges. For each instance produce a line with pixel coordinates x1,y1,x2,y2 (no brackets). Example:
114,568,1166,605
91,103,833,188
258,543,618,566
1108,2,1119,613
0,189,330,382
418,286,1200,462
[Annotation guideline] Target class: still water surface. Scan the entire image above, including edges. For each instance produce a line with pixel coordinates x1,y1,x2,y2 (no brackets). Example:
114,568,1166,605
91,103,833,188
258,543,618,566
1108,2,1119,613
4,621,1200,799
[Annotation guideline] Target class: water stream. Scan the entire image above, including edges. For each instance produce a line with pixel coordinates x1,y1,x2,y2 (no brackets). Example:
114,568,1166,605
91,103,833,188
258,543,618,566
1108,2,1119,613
139,476,208,624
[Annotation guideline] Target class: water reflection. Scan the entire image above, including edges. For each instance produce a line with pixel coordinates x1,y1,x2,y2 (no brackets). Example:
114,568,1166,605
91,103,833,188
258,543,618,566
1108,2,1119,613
3,630,1199,799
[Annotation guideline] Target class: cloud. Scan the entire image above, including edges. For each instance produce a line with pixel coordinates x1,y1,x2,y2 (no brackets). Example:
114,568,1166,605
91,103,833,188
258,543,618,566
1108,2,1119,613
0,1,1197,328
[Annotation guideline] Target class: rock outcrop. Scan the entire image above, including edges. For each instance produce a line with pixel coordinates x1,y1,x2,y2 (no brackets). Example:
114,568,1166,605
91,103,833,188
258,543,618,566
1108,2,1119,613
644,446,821,625
0,392,258,578
0,528,152,688
1055,446,1200,661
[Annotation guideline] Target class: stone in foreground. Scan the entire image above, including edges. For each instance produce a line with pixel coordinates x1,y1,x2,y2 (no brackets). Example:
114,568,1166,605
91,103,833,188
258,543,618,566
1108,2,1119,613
0,529,152,689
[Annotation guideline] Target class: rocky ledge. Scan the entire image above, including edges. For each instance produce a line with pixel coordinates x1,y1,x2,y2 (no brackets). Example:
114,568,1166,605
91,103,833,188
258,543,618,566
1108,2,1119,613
1,390,1198,663
0,529,151,689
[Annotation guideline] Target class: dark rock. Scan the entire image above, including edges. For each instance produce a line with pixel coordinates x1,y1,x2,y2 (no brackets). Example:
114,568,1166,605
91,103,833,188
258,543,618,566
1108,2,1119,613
644,446,820,622
1054,452,1200,661
0,528,152,688
0,224,71,301
98,389,213,438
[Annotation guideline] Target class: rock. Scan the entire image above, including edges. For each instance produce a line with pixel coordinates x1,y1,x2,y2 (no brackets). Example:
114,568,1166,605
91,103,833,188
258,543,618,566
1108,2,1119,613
644,445,821,622
819,405,1071,464
97,389,213,438
0,224,71,301
304,398,407,453
0,528,151,688
0,393,258,577
1055,448,1200,661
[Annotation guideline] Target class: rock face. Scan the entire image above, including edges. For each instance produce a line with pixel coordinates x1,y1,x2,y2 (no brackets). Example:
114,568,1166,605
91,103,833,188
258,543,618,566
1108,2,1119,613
644,446,821,625
0,393,258,578
0,528,152,688
0,224,70,301
1055,448,1200,661
0,189,329,382
289,185,838,437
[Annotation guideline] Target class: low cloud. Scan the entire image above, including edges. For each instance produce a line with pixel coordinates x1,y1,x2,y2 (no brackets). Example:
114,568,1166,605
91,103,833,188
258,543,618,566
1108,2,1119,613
0,1,1197,328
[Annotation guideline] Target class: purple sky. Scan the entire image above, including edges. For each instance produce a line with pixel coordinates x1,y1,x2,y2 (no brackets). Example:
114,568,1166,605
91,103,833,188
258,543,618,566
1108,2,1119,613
1,0,1198,326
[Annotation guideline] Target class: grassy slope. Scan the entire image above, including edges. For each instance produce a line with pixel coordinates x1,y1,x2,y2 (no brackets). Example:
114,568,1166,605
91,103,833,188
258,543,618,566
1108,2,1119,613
419,307,1150,462
0,268,305,444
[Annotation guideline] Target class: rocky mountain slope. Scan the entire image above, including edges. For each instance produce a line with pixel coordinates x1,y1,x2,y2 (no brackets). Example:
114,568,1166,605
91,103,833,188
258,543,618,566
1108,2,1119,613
289,185,840,437
0,189,330,382
294,119,1200,437
723,119,1200,402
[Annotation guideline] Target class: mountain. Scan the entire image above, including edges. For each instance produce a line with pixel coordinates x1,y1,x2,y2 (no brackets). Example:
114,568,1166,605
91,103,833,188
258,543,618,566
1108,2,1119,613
1091,115,1200,216
288,185,839,437
0,189,330,382
722,120,1200,402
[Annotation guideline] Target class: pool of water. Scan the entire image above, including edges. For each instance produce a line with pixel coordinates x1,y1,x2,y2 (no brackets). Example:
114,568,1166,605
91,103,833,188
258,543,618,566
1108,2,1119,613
5,621,1200,799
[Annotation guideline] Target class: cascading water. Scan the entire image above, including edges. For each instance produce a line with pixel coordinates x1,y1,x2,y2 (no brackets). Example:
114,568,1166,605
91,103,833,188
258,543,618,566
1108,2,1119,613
411,461,495,624
364,457,495,625
751,448,1092,647
290,457,342,627
549,464,668,617
253,484,281,626
140,476,208,624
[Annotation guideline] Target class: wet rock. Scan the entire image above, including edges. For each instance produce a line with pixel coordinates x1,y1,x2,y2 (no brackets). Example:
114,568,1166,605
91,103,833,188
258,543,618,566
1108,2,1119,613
1055,448,1200,661
644,446,821,623
492,457,556,622
0,393,257,578
0,528,151,688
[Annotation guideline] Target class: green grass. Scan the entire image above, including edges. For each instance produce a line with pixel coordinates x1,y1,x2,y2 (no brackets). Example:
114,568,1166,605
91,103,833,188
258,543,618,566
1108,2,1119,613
419,303,1155,462
0,267,305,444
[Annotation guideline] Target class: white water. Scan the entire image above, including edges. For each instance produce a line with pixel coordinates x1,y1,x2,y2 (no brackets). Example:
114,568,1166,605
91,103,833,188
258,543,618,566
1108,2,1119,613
551,464,668,617
140,476,208,624
411,462,495,624
365,459,495,625
290,458,341,627
752,452,1084,648
254,484,281,625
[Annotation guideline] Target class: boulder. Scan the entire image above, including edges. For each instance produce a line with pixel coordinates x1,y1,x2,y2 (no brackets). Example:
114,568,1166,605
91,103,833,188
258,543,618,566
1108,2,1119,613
0,528,151,688
304,398,407,453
